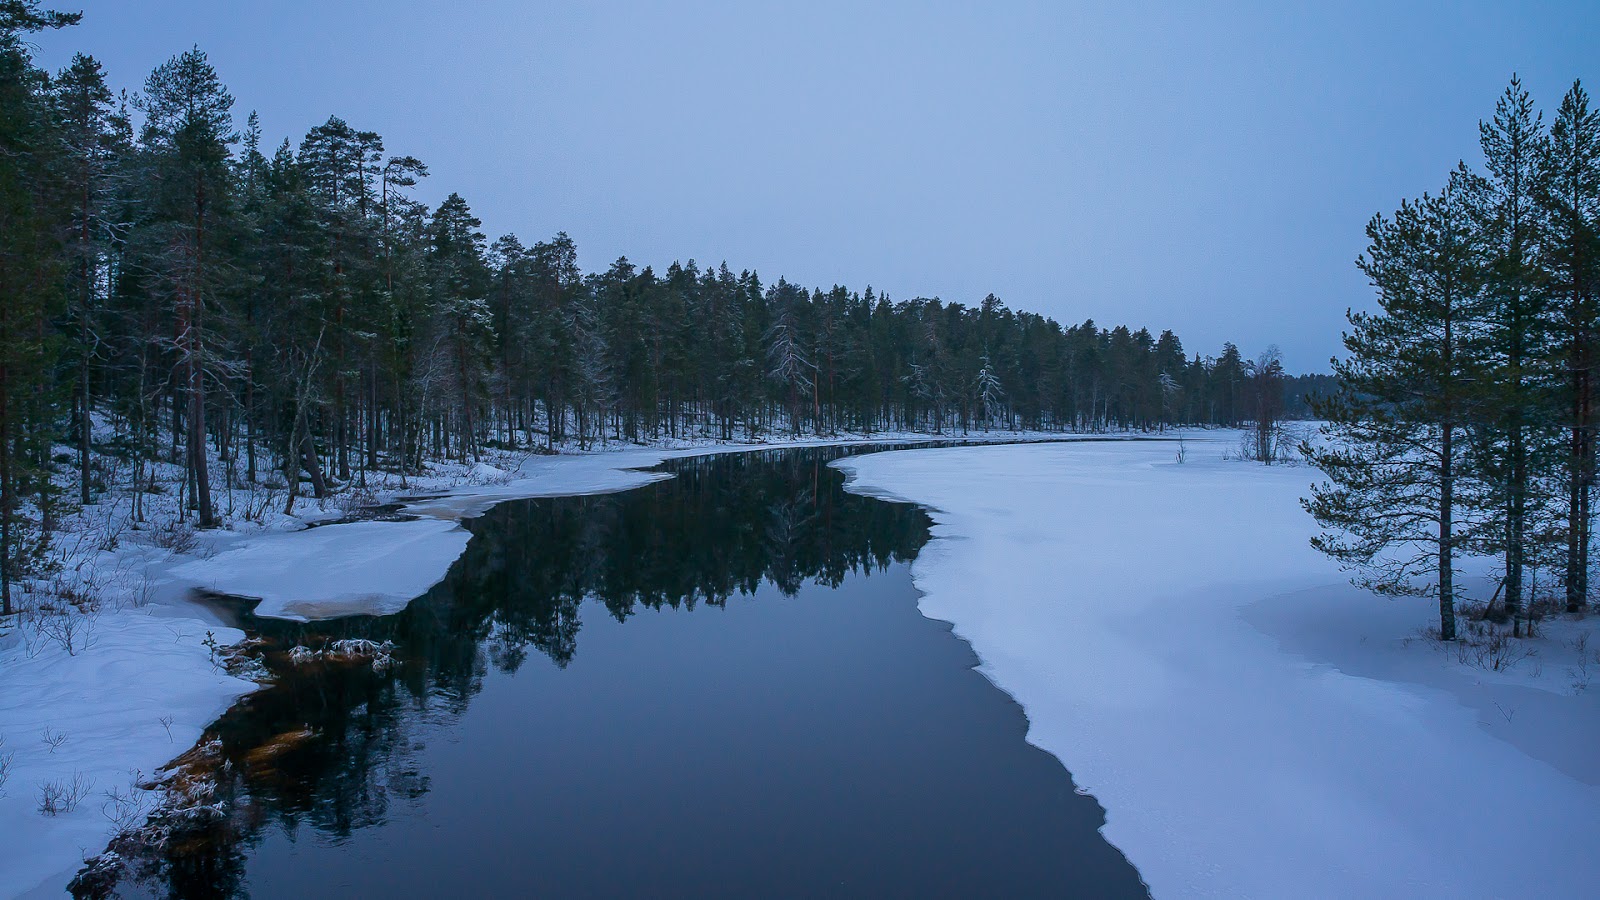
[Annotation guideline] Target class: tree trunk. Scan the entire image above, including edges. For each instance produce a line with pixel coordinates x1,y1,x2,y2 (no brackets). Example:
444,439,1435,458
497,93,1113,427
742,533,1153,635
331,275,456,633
0,345,11,616
79,310,91,506
302,428,329,500
1569,360,1591,611
189,181,216,528
1440,423,1458,641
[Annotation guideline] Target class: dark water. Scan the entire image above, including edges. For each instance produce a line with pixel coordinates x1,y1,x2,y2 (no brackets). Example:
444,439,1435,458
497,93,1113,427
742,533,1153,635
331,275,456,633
83,446,1147,899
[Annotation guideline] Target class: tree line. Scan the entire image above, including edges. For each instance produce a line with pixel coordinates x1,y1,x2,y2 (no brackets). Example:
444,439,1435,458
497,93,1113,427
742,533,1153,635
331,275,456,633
0,5,1286,612
1307,75,1598,640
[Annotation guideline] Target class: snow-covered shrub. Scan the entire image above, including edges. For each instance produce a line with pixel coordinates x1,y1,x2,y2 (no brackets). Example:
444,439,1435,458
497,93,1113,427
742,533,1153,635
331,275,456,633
227,654,271,682
334,486,379,516
243,485,282,524
101,773,154,833
467,462,513,485
1567,633,1600,693
1444,621,1540,673
37,771,93,816
1234,423,1305,465
74,764,226,893
328,638,398,672
31,602,98,657
328,638,393,656
126,569,155,609
40,727,67,753
151,519,198,553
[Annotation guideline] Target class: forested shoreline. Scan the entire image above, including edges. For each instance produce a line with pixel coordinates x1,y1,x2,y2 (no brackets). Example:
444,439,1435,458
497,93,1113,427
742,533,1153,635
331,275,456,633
0,7,1304,610
1307,75,1600,639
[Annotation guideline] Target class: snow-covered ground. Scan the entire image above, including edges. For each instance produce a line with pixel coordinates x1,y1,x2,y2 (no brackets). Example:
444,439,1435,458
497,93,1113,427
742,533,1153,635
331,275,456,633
835,437,1600,899
169,431,1091,622
0,590,256,899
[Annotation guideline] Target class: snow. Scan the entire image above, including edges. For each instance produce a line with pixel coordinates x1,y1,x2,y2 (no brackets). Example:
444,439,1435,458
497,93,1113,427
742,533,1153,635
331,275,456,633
834,436,1600,899
0,607,255,899
168,432,1093,623
172,519,475,621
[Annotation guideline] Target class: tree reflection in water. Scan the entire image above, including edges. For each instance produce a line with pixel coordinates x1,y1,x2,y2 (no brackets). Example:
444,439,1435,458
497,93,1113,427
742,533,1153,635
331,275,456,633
79,447,933,898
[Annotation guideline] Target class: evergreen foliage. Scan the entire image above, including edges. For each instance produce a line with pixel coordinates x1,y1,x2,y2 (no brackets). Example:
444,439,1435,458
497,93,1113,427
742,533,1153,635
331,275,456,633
1307,175,1488,640
0,14,1286,604
1309,76,1600,633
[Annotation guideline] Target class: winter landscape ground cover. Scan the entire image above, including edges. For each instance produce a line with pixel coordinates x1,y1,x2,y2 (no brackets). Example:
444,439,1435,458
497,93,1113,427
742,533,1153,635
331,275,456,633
837,436,1600,899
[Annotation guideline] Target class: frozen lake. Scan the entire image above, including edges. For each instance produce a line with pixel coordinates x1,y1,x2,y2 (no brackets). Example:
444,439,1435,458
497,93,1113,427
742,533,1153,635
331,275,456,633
81,446,1146,898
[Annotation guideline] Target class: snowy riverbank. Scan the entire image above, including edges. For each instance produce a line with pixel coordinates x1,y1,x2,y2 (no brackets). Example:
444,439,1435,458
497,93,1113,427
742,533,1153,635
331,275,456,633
835,437,1600,899
1,606,256,900
166,430,1117,623
0,429,1087,897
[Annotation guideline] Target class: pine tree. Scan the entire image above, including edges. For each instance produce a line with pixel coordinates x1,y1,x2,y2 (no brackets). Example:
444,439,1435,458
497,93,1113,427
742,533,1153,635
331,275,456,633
52,52,123,506
134,46,237,527
1305,174,1488,641
0,2,79,612
1467,75,1552,625
1538,80,1600,612
425,193,493,460
300,115,383,479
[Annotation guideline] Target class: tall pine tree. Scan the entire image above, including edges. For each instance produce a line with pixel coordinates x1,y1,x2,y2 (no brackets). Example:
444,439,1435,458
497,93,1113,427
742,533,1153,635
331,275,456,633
1306,174,1488,641
1538,80,1600,611
1468,76,1552,626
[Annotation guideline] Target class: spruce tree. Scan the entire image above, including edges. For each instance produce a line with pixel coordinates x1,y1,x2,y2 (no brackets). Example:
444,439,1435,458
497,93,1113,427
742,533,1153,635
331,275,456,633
765,279,814,435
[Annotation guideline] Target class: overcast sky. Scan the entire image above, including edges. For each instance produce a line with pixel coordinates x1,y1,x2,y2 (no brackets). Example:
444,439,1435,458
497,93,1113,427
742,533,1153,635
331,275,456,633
31,1,1599,371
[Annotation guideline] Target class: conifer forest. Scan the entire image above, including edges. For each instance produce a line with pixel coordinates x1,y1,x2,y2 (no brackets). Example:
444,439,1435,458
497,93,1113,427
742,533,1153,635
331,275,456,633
0,8,1295,608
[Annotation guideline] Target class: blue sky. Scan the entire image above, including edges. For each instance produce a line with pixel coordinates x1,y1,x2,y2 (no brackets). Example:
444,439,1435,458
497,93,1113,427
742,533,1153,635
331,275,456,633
32,1,1599,371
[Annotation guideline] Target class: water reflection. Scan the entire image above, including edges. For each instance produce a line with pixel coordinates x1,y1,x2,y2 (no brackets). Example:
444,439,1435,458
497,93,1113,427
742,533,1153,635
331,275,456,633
79,446,1146,899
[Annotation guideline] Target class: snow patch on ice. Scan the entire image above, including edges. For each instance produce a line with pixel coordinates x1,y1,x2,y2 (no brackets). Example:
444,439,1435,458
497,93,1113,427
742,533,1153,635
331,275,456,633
171,518,473,621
